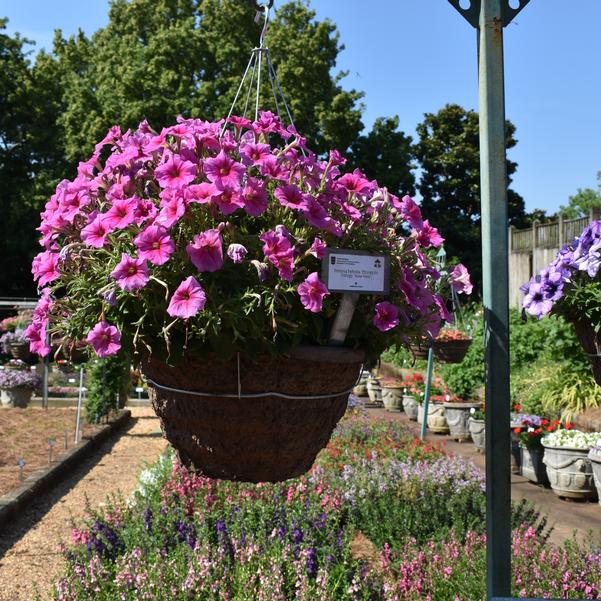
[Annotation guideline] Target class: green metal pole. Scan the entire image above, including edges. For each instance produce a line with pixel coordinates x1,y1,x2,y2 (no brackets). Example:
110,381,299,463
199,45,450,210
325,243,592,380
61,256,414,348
478,0,511,598
420,347,434,440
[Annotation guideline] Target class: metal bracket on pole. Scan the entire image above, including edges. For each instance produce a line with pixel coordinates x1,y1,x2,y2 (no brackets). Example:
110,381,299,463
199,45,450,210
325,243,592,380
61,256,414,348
448,0,531,27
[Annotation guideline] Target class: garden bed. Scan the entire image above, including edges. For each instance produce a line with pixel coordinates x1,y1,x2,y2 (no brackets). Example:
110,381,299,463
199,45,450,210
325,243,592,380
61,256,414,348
52,415,601,600
0,408,100,496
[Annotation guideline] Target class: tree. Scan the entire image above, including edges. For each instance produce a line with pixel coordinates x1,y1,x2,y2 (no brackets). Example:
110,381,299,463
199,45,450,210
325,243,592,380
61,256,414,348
559,171,601,219
414,103,526,290
348,116,415,198
47,0,364,161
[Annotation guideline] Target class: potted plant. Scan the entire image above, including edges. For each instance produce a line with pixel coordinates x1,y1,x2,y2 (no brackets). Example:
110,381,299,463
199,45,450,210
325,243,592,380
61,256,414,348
380,377,404,412
366,373,383,407
589,443,601,505
443,395,481,441
416,376,449,434
25,113,468,482
542,429,600,500
0,328,33,362
0,362,41,407
516,415,562,486
352,369,369,397
468,407,485,451
522,220,601,384
402,372,422,420
433,326,472,364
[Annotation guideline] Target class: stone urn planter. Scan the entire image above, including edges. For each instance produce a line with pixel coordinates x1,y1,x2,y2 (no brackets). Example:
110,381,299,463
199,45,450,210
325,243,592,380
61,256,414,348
366,375,383,408
542,443,597,500
520,446,550,486
510,420,525,474
403,394,419,420
417,402,449,434
443,402,480,441
381,381,404,412
588,448,601,506
352,370,369,397
0,387,33,408
468,417,485,451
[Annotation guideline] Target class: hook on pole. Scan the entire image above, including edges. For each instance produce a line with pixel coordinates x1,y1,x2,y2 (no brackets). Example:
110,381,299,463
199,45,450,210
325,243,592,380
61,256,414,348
253,0,273,12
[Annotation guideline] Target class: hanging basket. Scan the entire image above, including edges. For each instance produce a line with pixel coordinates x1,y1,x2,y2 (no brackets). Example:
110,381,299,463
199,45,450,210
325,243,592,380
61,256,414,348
432,338,472,364
408,339,431,360
141,345,364,483
571,320,601,386
8,342,33,363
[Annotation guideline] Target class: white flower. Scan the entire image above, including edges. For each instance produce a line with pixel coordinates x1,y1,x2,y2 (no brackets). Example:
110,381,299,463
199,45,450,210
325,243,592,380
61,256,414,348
542,429,601,449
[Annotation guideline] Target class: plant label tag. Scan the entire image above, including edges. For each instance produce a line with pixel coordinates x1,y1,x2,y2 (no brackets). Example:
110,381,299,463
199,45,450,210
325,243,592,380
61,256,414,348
135,387,144,393
68,378,76,383
322,249,390,294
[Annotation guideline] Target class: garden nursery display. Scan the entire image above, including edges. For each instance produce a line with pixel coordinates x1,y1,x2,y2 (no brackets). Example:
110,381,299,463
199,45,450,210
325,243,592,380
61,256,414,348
26,112,470,481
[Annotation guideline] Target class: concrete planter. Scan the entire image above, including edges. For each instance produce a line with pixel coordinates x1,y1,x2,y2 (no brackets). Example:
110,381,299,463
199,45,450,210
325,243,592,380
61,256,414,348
542,443,597,500
366,376,383,407
588,449,601,506
352,371,369,397
520,446,549,486
468,418,485,451
403,395,419,420
443,402,480,441
417,402,449,434
0,387,33,408
381,383,403,412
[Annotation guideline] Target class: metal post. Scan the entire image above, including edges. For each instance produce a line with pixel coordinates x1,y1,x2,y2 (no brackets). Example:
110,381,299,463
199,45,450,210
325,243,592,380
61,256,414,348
42,333,50,409
478,0,511,597
420,347,434,440
74,367,84,444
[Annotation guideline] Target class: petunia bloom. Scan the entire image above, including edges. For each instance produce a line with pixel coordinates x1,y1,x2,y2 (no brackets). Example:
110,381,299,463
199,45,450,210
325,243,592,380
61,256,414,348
102,197,137,231
81,216,110,248
155,154,197,189
449,264,473,295
110,253,150,291
167,276,207,319
86,321,121,357
227,243,248,263
373,302,400,332
203,150,245,189
186,228,224,272
297,272,329,313
134,225,175,265
32,251,60,287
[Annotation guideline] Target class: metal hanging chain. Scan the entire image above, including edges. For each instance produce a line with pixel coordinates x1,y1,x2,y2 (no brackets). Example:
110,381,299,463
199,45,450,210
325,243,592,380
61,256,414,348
221,0,298,136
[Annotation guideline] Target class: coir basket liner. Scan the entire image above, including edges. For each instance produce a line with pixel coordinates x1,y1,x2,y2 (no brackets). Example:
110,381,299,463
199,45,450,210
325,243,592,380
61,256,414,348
571,319,601,386
142,346,364,483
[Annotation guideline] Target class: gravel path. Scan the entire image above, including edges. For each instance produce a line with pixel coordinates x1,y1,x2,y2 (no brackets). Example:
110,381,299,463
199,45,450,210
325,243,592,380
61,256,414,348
0,407,167,601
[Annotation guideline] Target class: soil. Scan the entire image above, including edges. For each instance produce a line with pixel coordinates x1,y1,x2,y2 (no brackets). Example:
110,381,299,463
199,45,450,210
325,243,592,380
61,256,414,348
0,408,100,497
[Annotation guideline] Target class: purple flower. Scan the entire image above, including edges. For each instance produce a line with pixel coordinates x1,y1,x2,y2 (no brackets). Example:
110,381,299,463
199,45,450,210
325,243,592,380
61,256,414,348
373,302,400,332
110,253,149,291
167,276,207,319
298,272,329,313
227,243,248,264
86,321,121,357
186,228,224,272
522,280,553,318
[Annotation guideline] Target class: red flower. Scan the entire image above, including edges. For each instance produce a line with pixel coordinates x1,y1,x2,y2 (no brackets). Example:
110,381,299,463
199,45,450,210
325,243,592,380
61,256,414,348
513,403,522,411
565,422,573,430
513,427,522,434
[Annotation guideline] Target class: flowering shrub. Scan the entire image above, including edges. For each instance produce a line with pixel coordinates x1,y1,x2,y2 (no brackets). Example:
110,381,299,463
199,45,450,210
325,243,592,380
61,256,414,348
516,416,572,450
542,428,601,449
522,220,601,323
27,113,469,364
52,417,601,600
0,367,41,390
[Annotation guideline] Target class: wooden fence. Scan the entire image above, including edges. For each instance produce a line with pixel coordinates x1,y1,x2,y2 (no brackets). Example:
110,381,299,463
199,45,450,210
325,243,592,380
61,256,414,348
508,211,598,308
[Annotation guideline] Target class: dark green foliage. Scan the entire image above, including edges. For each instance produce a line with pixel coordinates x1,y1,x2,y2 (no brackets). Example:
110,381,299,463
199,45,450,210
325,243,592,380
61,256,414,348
85,353,130,423
414,104,525,290
559,171,601,219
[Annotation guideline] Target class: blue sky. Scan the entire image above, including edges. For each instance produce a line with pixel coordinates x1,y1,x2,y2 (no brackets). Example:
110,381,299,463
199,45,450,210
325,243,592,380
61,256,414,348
3,0,600,214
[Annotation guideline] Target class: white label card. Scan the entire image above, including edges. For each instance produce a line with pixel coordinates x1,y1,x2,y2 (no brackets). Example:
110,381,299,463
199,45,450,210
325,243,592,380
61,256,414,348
322,249,390,295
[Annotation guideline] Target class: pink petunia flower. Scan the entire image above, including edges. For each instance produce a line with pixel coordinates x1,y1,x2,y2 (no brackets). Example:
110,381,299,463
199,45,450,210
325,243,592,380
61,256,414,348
297,272,329,313
110,253,150,291
81,216,110,248
155,154,197,189
212,183,245,215
308,238,327,259
203,150,245,189
395,195,423,229
274,184,305,210
373,302,400,332
134,225,175,265
102,197,137,231
86,321,121,357
242,178,268,216
25,321,50,357
450,263,473,295
155,191,186,228
32,251,60,287
186,182,217,204
167,276,207,319
337,169,373,196
416,219,444,248
186,228,224,272
239,143,272,167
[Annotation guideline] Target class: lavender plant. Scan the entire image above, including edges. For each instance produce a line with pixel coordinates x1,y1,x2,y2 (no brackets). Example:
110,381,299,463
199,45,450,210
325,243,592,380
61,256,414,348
0,367,41,390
